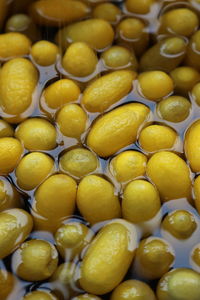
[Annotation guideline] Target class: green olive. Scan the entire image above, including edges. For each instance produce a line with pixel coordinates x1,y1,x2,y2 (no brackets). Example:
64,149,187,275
0,269,16,300
162,210,197,239
111,279,156,300
12,239,58,281
0,119,14,138
157,268,200,300
55,222,94,260
59,148,99,178
23,290,59,300
0,177,21,212
157,96,191,123
134,237,175,279
0,208,33,259
72,294,103,300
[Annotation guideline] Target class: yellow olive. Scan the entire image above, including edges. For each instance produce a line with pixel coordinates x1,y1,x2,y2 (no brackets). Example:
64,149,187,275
170,66,200,94
157,268,200,300
80,219,138,295
140,37,187,72
185,120,200,173
109,150,147,183
0,137,23,175
0,32,31,60
23,290,59,300
59,148,98,178
77,175,121,224
138,71,174,101
190,244,200,272
101,46,138,71
62,42,98,77
92,3,121,24
146,151,191,202
0,269,16,300
87,103,150,157
12,239,58,281
110,279,156,300
57,19,114,51
42,79,81,111
0,208,33,259
162,210,197,239
82,70,136,113
192,82,200,106
122,180,161,223
31,40,59,66
159,8,199,37
16,152,54,190
185,30,200,70
134,237,175,279
56,104,88,139
139,124,177,152
0,177,21,212
30,0,90,27
0,58,38,118
125,0,155,14
50,262,78,299
157,96,191,123
33,174,77,233
0,119,14,137
55,222,94,260
15,118,57,151
116,18,149,55
5,13,40,42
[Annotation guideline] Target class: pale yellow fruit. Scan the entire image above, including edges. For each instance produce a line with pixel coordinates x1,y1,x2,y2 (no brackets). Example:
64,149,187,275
111,280,156,300
170,66,200,93
0,137,23,175
135,237,175,279
33,174,77,232
87,103,150,157
30,0,90,26
55,222,94,260
56,104,87,139
31,40,59,66
59,148,98,178
146,151,191,202
138,71,174,101
0,119,14,137
16,152,54,190
0,177,21,212
157,268,200,300
0,58,38,115
77,175,121,224
62,42,98,77
110,150,147,183
139,124,177,152
23,291,58,300
92,3,121,24
122,180,161,223
12,239,58,281
159,8,199,37
42,79,80,110
82,70,136,112
57,19,114,51
125,0,155,14
162,210,197,239
193,175,200,214
80,219,138,295
185,120,200,172
15,118,57,151
101,46,138,70
0,208,33,259
0,270,16,300
0,32,31,60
